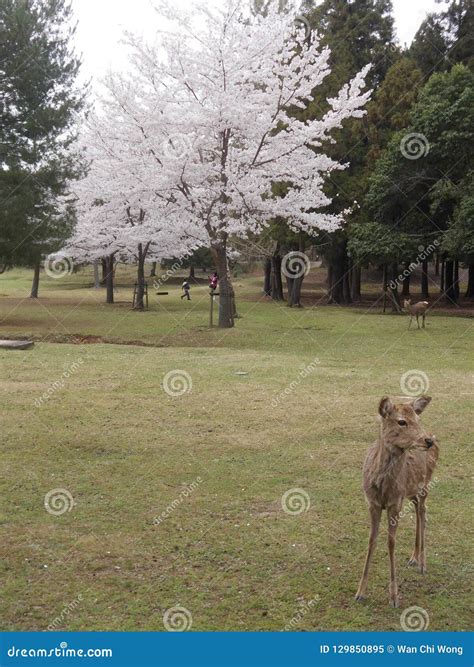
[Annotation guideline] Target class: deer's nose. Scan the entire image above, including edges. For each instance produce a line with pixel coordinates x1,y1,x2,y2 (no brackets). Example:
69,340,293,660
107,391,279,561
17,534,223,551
425,438,434,448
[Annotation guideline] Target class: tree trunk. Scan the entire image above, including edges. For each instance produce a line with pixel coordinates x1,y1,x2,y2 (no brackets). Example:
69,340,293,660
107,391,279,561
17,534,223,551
100,257,107,285
149,261,157,277
465,263,474,299
328,256,344,304
326,263,331,285
390,262,402,312
435,251,440,277
211,239,234,328
263,258,271,296
287,275,304,307
93,260,100,289
343,264,352,304
188,264,195,280
401,263,410,297
350,265,361,302
105,254,114,304
134,243,148,311
30,261,40,298
287,240,306,307
270,252,284,300
421,258,429,299
382,264,388,313
440,259,445,293
454,260,460,300
444,260,457,304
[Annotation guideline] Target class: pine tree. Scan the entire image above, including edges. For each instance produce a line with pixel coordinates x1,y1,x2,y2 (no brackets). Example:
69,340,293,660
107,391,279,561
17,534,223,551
410,0,474,78
300,0,398,303
0,0,86,292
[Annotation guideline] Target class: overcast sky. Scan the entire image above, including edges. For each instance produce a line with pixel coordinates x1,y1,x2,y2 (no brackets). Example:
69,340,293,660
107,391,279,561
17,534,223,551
72,0,442,85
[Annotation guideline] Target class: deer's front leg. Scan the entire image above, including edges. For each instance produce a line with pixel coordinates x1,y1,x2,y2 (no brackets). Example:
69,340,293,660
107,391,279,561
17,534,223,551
387,506,400,607
418,497,427,574
355,505,381,601
408,497,420,567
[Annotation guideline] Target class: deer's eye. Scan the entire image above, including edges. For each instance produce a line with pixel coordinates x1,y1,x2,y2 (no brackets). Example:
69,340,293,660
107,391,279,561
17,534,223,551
398,419,407,426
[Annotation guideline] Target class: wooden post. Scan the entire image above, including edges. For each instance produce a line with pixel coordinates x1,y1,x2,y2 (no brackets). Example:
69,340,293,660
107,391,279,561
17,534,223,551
93,260,100,289
209,292,219,327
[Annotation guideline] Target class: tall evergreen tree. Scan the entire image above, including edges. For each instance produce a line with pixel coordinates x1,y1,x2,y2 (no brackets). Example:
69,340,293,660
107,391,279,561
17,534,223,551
410,0,474,78
0,0,85,292
300,0,398,303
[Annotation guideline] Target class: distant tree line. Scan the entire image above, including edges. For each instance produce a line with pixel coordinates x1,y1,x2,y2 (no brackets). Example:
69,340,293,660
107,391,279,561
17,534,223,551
1,0,473,314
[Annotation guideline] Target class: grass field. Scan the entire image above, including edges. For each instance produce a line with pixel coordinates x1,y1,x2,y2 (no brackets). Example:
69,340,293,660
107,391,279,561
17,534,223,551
1,266,473,631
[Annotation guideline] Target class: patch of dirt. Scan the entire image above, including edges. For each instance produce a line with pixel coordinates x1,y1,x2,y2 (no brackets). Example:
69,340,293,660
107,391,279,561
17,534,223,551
0,333,165,348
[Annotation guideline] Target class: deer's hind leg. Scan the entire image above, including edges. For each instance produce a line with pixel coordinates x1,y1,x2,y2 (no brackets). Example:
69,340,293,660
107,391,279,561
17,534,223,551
408,497,421,567
355,505,382,602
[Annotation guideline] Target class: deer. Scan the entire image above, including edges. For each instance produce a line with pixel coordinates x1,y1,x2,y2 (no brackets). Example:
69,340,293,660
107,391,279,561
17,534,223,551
404,299,429,329
355,396,439,607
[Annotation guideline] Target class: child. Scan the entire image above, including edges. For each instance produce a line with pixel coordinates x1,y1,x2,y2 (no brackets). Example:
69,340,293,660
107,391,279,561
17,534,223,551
209,271,218,292
181,279,191,300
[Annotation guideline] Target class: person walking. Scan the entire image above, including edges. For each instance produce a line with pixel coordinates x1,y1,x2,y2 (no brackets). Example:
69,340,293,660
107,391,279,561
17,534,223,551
181,279,191,300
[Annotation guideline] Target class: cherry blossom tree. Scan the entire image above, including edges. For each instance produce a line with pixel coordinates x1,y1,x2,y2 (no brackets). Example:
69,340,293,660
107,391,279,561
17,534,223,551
112,0,372,326
67,109,201,308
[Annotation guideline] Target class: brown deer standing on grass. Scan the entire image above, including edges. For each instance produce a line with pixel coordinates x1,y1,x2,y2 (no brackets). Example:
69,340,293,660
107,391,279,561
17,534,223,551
404,299,429,329
355,396,438,607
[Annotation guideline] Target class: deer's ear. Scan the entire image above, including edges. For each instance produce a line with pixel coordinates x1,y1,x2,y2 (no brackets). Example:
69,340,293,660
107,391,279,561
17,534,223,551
379,396,393,418
412,396,432,414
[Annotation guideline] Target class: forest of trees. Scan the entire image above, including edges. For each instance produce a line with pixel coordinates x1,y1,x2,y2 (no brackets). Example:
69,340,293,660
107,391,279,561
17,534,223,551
262,0,474,308
1,0,473,322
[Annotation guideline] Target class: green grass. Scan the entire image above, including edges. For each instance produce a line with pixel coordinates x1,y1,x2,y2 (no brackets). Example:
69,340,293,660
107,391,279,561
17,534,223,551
0,267,473,631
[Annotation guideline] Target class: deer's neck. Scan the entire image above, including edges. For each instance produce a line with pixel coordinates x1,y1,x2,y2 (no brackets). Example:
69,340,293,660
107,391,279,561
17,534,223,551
373,432,408,491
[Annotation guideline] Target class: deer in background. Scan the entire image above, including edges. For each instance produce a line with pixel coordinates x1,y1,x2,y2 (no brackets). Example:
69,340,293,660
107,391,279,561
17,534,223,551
355,396,439,607
404,299,429,329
